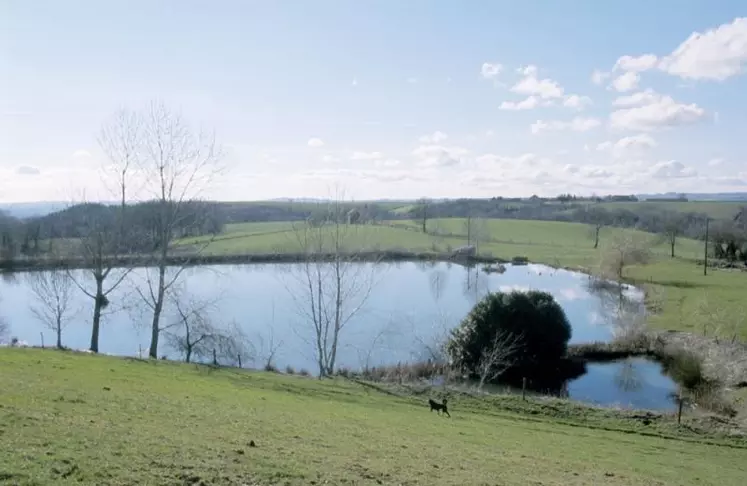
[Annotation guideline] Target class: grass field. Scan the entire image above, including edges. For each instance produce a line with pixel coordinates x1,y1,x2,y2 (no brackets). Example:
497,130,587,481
177,217,747,340
2,348,746,486
596,201,745,220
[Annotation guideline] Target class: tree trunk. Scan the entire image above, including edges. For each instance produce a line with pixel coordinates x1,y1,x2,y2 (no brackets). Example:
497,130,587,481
594,226,600,249
149,264,167,358
56,320,62,349
670,235,676,258
90,275,104,353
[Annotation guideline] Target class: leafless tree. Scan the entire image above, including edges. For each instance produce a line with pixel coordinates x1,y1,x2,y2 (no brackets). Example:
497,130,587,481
164,289,249,365
464,215,488,255
659,212,685,258
412,198,429,233
598,232,652,282
692,294,745,344
0,316,9,343
284,193,378,377
134,101,225,358
255,327,284,371
27,270,77,349
66,109,141,353
476,330,523,392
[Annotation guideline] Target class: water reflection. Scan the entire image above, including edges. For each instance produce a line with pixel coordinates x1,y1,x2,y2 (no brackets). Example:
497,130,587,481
0,262,678,410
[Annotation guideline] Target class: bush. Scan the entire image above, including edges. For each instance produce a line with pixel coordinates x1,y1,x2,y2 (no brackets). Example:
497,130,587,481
660,348,704,390
285,365,296,375
446,290,572,384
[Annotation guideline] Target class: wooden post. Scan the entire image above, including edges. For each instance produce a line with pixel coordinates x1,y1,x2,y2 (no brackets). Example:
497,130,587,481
677,390,684,425
703,217,709,276
212,348,218,366
237,354,242,368
522,377,527,401
40,332,44,349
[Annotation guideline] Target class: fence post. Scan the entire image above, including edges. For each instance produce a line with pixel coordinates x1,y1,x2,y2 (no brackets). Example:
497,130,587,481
40,332,44,349
237,353,242,368
213,348,218,366
522,377,527,401
677,391,684,425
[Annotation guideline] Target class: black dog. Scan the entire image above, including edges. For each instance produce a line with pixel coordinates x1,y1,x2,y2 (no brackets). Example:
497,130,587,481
428,398,450,417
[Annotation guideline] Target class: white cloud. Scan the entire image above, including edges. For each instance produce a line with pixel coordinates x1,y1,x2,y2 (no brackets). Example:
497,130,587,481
511,70,564,99
481,62,503,79
612,89,661,107
708,157,724,167
516,65,539,77
351,78,358,87
16,165,41,175
307,138,324,148
321,154,341,164
659,17,747,81
72,149,92,159
531,117,601,134
351,151,383,161
610,71,640,92
407,77,419,84
499,96,540,110
613,54,658,72
418,131,449,143
563,94,592,110
591,69,610,85
649,160,698,179
412,144,469,168
597,134,657,155
610,93,707,131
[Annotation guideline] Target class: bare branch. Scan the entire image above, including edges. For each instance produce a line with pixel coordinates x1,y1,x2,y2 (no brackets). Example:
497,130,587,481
26,270,78,349
476,330,523,392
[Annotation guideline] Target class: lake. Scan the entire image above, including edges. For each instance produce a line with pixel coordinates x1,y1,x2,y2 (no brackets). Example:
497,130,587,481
0,261,678,411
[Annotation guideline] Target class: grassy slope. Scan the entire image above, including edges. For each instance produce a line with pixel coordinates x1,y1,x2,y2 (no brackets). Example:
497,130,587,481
177,218,747,339
596,201,744,219
2,349,746,486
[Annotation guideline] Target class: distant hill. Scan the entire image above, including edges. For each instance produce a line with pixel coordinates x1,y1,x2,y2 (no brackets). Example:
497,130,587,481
638,192,747,202
0,202,72,219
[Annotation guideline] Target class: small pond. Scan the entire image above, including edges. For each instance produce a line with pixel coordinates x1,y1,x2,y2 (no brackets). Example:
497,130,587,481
0,262,678,411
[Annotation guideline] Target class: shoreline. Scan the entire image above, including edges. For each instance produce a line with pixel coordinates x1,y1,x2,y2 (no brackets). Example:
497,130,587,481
0,250,504,273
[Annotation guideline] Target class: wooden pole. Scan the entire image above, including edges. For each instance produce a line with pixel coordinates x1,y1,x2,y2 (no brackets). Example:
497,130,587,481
522,377,527,401
237,354,242,368
40,332,44,349
213,348,218,366
704,217,709,276
677,390,684,425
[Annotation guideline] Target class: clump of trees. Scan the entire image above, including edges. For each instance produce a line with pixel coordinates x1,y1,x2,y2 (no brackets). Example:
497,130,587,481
446,290,574,388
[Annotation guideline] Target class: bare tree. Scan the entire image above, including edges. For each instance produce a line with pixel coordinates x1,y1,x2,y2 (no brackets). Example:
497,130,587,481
660,212,685,258
164,289,249,364
464,215,488,255
27,270,77,349
255,327,284,371
66,109,141,353
284,193,378,377
0,315,9,344
584,206,609,249
598,232,652,282
476,330,523,392
135,101,224,358
412,198,429,233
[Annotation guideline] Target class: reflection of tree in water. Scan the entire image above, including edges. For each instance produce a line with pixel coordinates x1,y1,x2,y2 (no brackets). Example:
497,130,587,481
462,265,489,304
614,359,643,393
586,279,646,338
429,269,448,301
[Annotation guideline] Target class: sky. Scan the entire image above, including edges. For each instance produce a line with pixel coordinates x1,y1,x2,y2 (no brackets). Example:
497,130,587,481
2,0,747,203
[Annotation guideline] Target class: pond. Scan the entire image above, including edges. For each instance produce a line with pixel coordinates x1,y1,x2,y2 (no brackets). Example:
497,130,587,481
0,262,678,411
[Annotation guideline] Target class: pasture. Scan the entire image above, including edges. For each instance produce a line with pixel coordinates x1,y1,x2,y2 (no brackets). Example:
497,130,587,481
1,348,745,485
177,218,747,339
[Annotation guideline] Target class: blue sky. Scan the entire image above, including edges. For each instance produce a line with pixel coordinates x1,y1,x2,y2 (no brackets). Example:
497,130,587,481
2,1,747,202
